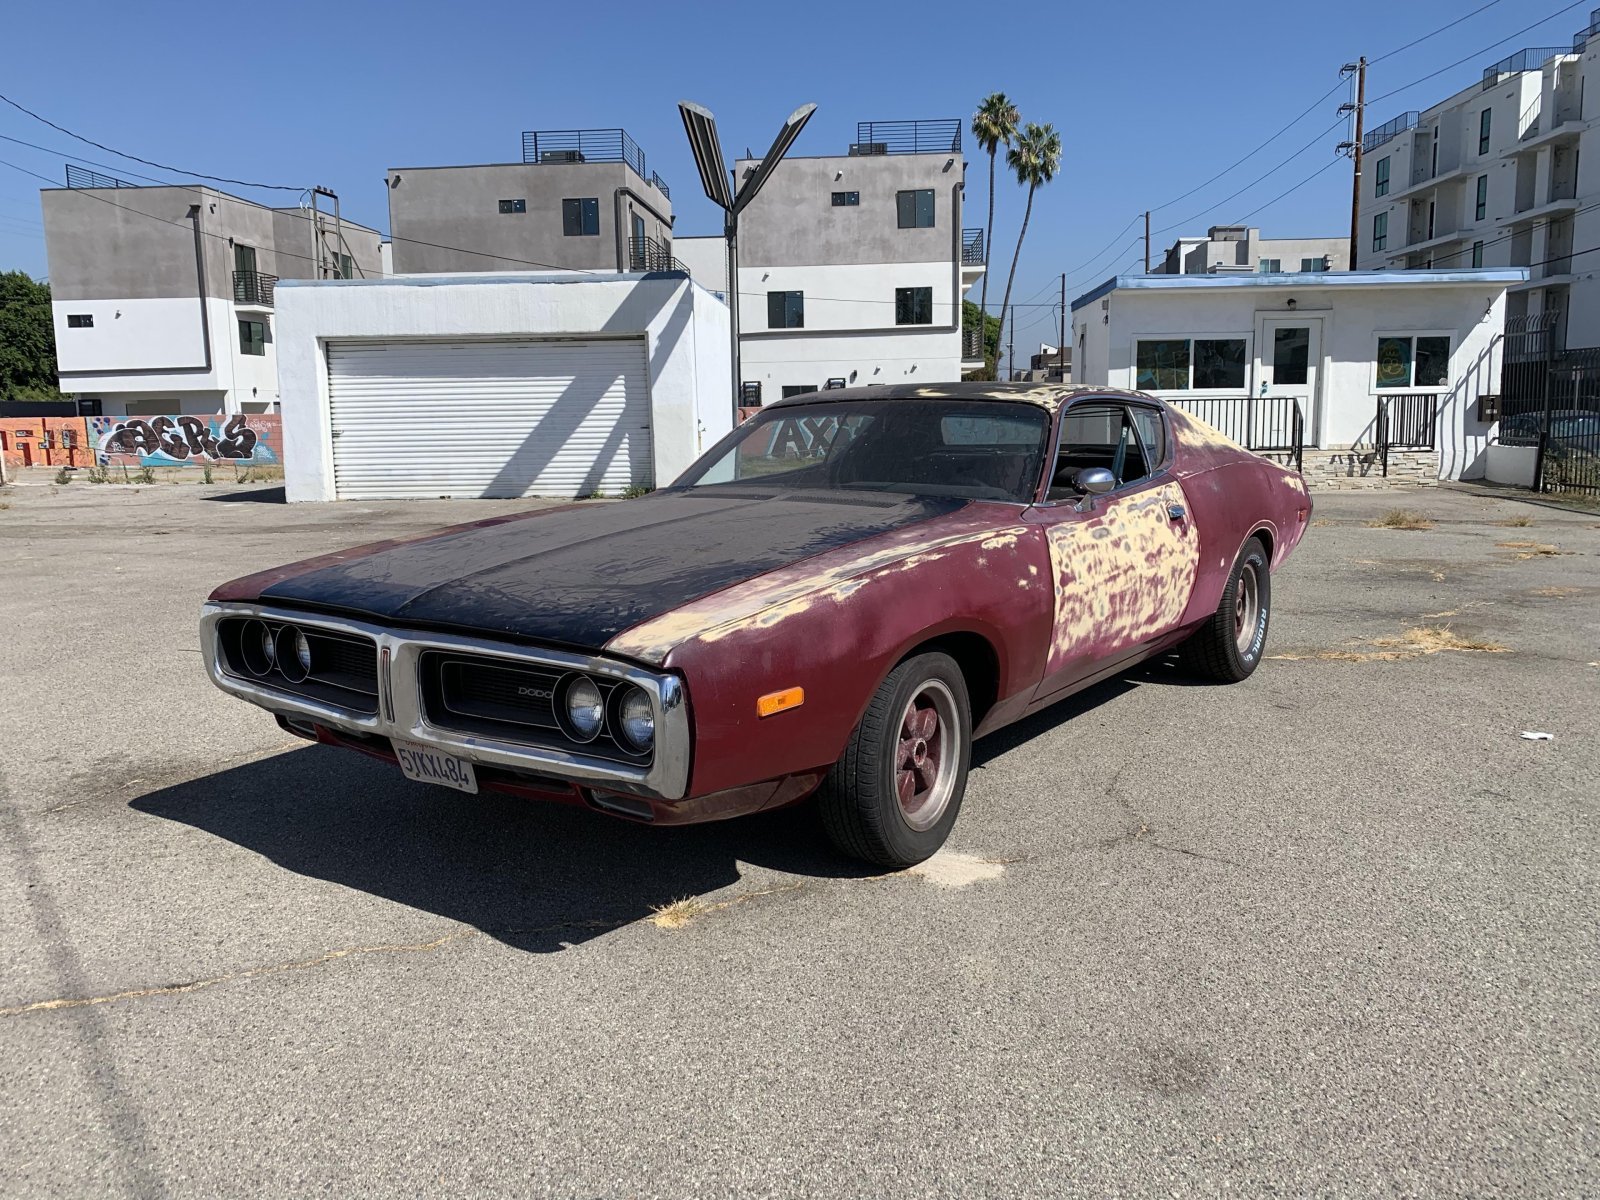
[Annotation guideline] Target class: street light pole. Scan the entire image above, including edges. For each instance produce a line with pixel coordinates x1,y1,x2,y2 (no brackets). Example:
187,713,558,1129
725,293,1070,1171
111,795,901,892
679,99,817,422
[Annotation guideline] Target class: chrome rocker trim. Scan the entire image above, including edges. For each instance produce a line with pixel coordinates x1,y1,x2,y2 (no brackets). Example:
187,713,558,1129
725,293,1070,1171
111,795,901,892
199,601,691,801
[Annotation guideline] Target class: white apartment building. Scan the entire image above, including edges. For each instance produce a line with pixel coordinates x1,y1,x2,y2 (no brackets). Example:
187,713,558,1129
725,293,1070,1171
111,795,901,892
1155,225,1349,275
677,120,986,402
40,172,383,416
1357,19,1600,347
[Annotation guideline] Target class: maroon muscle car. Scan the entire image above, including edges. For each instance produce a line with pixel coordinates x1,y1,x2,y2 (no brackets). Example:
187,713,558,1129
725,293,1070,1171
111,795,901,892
202,384,1309,865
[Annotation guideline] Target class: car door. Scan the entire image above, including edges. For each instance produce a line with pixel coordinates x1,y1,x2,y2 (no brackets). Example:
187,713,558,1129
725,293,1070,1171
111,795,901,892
1028,399,1200,699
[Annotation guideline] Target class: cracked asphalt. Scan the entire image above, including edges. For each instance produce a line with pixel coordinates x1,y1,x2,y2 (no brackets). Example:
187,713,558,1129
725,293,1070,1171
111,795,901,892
1,479,1596,1197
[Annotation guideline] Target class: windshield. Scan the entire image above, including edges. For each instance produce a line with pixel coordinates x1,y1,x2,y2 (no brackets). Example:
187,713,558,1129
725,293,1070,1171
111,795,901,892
672,400,1052,503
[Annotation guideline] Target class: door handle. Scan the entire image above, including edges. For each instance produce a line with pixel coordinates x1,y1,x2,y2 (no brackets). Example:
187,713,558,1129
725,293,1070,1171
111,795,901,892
1167,503,1187,521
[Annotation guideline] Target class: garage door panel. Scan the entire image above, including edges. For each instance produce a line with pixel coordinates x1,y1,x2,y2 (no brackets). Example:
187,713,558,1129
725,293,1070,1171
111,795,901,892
327,339,652,501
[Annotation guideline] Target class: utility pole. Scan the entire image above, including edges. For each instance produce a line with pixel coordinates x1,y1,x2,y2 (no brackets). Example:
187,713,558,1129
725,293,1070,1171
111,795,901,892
1340,58,1367,271
1006,306,1014,383
1058,272,1066,381
1144,210,1151,272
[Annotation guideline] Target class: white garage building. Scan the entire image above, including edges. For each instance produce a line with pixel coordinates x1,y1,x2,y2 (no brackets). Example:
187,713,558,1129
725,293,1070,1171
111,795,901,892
275,272,731,502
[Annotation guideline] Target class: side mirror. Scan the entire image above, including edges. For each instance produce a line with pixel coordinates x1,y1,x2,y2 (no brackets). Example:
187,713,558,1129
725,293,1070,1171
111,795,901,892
1076,467,1115,495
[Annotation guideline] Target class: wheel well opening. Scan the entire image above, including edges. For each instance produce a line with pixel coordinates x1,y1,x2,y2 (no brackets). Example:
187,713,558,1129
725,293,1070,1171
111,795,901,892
1251,526,1274,562
904,633,1000,726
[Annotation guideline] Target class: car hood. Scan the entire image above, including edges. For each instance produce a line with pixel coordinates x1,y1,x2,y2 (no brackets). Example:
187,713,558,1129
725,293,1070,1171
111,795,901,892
258,488,966,651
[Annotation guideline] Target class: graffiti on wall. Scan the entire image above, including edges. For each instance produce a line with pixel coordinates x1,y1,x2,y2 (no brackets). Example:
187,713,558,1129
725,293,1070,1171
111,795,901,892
88,414,281,467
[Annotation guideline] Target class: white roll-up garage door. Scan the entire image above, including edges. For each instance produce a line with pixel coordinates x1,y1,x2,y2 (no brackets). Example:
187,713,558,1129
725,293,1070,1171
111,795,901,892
326,338,652,500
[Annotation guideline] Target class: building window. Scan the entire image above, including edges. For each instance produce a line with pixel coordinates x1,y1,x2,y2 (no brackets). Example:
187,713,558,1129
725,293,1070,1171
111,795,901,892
831,191,859,206
498,199,526,214
1375,156,1390,197
895,286,934,325
1300,257,1328,272
336,253,354,280
1258,259,1282,273
238,318,268,356
1475,175,1489,222
1373,211,1388,251
896,189,935,229
1479,108,1492,155
1135,338,1247,390
1376,334,1450,390
767,290,804,329
562,197,600,236
781,385,819,398
66,313,93,328
1472,240,1485,267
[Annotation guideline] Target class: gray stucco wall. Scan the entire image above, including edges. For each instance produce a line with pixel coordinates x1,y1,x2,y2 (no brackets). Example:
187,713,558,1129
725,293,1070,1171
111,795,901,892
270,208,385,280
42,185,385,300
385,162,673,274
734,153,963,267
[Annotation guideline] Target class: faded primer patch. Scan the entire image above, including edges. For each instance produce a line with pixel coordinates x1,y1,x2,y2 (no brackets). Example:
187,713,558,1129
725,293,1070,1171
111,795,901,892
904,851,1006,888
1043,483,1199,672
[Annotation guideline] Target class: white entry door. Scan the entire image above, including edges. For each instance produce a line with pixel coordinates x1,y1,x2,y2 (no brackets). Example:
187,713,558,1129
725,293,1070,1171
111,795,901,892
326,338,652,500
1257,317,1322,447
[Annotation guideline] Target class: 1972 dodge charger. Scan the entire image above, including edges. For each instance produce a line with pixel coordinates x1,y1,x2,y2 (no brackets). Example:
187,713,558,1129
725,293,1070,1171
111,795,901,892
202,384,1309,865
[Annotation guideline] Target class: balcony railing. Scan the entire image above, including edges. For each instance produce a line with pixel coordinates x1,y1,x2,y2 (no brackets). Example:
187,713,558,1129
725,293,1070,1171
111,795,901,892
232,270,277,306
65,164,134,189
851,119,961,156
521,128,652,181
962,228,985,265
1483,47,1568,89
961,326,985,362
650,170,671,200
1363,111,1419,154
1575,9,1600,51
628,236,688,275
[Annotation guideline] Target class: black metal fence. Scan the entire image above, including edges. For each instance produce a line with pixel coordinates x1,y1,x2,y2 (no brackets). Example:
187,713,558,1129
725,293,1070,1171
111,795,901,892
1375,393,1439,476
232,270,277,306
852,120,962,155
65,164,134,189
962,228,985,265
1167,396,1304,473
1494,313,1600,497
521,128,649,179
627,237,688,275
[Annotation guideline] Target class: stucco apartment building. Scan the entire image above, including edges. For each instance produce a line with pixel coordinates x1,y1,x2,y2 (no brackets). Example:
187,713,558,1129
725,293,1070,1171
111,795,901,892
1154,225,1349,275
676,120,987,401
1356,15,1600,347
40,173,383,416
385,128,675,275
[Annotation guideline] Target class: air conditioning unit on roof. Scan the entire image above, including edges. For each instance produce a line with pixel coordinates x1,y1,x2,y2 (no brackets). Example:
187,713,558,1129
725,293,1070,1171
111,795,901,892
541,150,586,164
849,142,888,156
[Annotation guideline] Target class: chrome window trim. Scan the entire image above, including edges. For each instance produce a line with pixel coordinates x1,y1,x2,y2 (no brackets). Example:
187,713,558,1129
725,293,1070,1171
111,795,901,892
200,602,691,800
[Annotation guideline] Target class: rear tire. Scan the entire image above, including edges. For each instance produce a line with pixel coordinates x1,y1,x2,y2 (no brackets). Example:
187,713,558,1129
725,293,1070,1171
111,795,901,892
1180,536,1271,682
818,651,971,867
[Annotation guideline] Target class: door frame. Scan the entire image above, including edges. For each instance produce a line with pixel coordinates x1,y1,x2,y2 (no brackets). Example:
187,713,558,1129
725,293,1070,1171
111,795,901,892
1254,311,1328,448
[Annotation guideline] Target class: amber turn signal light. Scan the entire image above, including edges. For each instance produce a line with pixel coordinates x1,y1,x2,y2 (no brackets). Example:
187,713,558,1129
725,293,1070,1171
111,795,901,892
757,687,805,718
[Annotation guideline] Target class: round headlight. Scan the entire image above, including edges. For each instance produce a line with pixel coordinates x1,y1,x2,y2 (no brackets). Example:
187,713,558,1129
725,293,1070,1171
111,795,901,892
275,625,310,683
560,675,604,742
240,619,275,676
615,686,655,755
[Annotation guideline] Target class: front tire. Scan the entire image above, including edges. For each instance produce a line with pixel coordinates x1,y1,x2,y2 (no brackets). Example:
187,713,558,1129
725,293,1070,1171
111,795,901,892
818,651,971,867
1180,536,1271,682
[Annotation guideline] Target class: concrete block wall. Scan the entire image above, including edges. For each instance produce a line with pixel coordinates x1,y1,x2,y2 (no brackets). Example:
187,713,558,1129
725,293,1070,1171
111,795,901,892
1260,448,1440,489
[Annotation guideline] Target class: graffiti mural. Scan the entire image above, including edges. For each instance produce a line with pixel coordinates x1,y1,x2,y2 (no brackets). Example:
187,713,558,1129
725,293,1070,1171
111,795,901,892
88,414,281,467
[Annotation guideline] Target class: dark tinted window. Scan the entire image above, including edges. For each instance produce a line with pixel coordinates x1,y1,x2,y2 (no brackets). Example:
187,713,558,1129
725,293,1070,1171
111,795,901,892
896,189,935,228
562,198,599,236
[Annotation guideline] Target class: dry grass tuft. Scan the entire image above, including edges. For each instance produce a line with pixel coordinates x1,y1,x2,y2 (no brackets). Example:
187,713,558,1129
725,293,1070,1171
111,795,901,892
1530,586,1580,597
1368,509,1435,531
649,898,712,930
1495,540,1568,559
1310,518,1335,528
1270,625,1508,663
1494,515,1535,528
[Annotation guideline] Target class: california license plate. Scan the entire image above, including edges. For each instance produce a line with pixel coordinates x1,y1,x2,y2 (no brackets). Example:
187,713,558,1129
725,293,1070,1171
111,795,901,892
393,739,479,794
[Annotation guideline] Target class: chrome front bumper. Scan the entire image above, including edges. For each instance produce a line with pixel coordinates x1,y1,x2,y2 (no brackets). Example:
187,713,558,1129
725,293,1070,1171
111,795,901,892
199,601,691,800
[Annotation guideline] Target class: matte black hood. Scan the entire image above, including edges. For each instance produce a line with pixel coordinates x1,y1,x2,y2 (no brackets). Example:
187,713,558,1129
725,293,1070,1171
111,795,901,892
261,489,964,651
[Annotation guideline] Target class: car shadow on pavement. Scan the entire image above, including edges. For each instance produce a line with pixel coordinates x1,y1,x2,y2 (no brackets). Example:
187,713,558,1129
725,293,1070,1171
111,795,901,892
130,744,873,955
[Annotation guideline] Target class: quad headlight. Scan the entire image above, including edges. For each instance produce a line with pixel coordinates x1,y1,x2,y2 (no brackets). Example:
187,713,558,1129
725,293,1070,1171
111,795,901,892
613,685,655,755
558,674,605,742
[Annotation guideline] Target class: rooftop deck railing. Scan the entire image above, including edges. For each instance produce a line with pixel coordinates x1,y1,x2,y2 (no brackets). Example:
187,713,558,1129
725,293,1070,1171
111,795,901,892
1363,111,1418,154
65,164,134,189
1482,47,1569,89
520,128,651,180
851,119,961,156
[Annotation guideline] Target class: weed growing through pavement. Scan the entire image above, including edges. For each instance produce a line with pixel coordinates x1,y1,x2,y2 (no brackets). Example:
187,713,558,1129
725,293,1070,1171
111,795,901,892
1496,540,1569,559
1368,508,1435,530
201,464,214,485
53,468,72,485
1494,515,1534,527
1270,625,1509,663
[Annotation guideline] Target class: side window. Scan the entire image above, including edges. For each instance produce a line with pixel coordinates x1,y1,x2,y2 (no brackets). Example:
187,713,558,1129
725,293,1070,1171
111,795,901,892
1050,403,1155,498
1129,406,1166,467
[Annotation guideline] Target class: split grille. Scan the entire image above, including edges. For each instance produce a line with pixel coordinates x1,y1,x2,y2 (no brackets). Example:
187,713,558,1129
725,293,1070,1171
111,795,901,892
216,617,380,714
420,652,650,765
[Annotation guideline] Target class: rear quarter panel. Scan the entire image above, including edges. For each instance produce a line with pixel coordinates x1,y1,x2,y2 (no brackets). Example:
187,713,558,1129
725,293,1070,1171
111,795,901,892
606,504,1056,798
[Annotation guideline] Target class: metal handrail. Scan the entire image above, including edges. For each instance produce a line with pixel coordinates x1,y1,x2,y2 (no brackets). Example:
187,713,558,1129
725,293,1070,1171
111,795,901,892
961,228,985,265
649,170,671,200
1364,111,1418,153
1168,395,1305,474
65,164,133,189
232,270,278,306
1376,393,1439,476
628,236,687,275
1483,47,1568,89
521,128,649,178
853,120,962,155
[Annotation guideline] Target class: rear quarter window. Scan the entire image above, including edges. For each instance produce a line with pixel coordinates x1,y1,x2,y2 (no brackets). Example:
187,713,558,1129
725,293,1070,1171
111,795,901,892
941,414,1042,445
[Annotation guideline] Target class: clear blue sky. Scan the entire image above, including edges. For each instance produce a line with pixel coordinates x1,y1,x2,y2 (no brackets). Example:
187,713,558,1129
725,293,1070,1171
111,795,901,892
1,0,1590,352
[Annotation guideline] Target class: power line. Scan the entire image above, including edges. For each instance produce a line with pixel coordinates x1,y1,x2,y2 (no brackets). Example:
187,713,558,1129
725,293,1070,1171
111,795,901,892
1233,155,1347,223
1153,117,1346,239
0,130,174,186
1367,0,1591,105
1369,0,1514,65
0,89,305,192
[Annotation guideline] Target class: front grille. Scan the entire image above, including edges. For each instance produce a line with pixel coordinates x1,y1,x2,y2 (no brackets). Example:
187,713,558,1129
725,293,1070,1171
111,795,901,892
217,617,379,714
421,652,651,765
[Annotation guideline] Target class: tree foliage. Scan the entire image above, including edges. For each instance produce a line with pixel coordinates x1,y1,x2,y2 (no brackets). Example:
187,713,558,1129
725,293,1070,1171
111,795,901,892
961,300,1003,381
0,271,63,401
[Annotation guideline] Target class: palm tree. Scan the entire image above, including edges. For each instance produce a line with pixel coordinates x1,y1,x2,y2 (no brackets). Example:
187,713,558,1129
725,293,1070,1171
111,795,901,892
971,93,1018,376
996,121,1063,380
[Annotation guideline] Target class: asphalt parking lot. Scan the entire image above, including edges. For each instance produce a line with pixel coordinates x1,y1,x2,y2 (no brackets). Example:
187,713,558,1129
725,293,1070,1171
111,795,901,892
1,478,1596,1197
